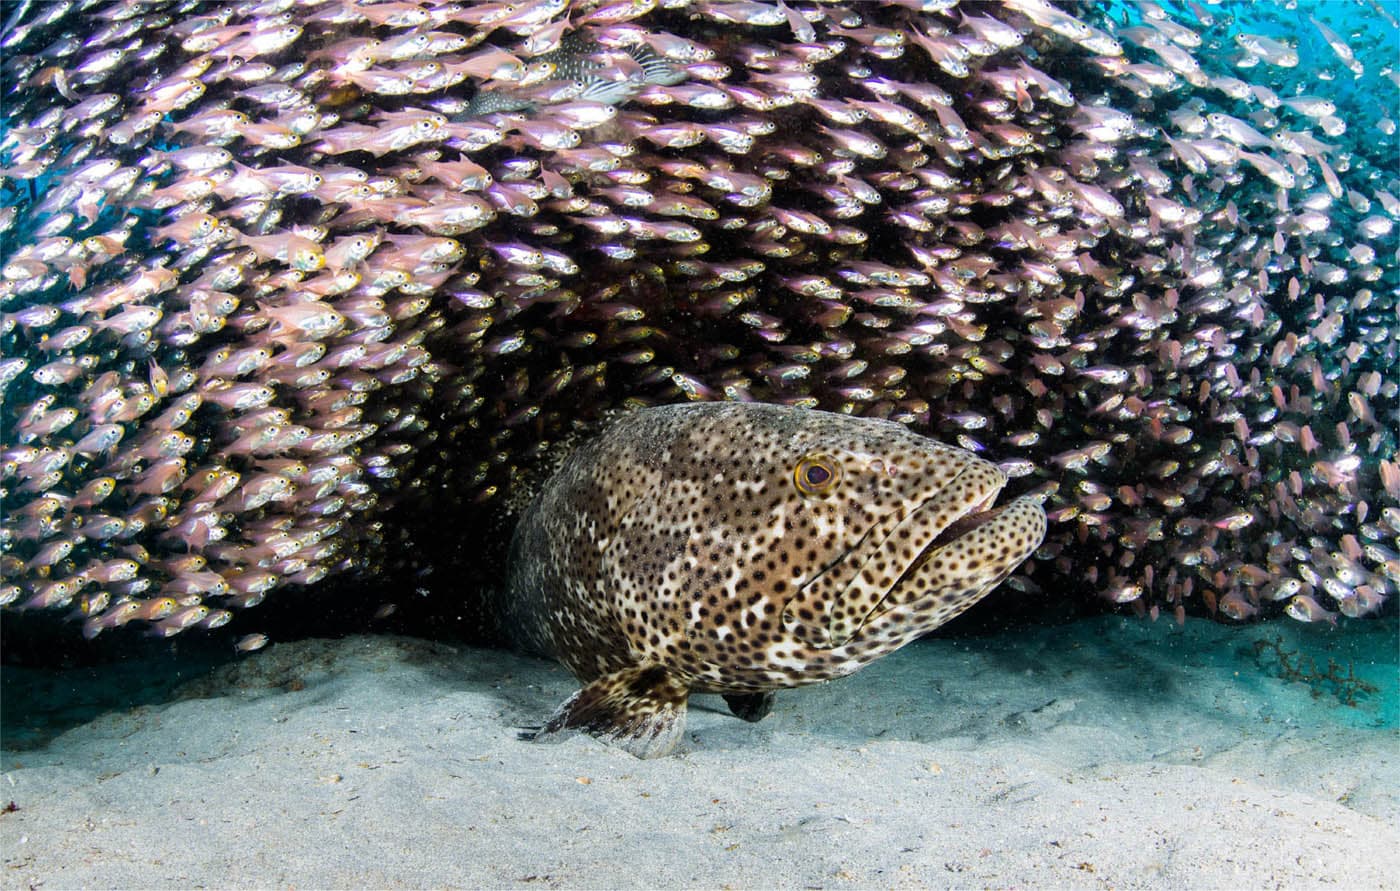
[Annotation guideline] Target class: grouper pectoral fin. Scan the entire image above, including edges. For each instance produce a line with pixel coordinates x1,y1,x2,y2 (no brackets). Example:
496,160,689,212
521,664,690,759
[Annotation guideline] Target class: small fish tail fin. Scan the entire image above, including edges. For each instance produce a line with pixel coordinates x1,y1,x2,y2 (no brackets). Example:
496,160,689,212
522,664,689,758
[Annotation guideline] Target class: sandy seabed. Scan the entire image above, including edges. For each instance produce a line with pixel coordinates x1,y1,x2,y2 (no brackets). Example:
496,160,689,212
2,616,1397,890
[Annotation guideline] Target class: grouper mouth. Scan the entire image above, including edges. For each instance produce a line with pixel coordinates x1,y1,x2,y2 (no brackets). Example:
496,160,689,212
841,489,1044,647
924,500,1007,551
782,459,1027,648
847,490,1010,632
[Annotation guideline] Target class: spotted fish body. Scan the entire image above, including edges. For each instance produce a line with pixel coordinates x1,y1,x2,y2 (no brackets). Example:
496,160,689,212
501,403,1046,757
463,32,683,118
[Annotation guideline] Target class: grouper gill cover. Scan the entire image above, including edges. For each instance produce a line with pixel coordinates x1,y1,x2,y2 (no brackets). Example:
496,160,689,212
0,0,1396,678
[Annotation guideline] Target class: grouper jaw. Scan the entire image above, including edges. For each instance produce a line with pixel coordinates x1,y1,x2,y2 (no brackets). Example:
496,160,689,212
785,459,1010,649
826,481,1013,647
858,493,1048,641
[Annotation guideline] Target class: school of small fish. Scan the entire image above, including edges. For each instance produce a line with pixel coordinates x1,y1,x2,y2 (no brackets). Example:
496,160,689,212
0,0,1395,644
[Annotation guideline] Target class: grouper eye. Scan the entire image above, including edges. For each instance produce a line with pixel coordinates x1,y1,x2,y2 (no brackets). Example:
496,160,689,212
793,453,839,497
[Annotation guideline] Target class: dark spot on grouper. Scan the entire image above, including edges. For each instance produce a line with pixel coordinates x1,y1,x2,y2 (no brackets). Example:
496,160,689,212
499,403,1047,757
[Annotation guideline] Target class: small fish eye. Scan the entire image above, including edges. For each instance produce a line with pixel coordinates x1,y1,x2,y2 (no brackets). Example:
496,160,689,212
793,453,839,497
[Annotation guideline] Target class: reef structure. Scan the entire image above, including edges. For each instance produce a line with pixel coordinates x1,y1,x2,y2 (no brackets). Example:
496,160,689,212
0,0,1395,644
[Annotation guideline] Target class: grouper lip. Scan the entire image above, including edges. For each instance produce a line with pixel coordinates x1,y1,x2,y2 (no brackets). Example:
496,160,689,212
923,500,1007,552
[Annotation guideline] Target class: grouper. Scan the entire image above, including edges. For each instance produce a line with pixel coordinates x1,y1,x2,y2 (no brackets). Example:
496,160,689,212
500,402,1047,757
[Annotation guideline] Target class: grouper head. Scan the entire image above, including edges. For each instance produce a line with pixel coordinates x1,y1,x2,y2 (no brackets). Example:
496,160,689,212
721,407,1048,655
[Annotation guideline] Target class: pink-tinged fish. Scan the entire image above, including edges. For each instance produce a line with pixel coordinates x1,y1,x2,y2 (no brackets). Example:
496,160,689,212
381,233,464,265
31,361,84,386
96,305,163,335
909,26,970,77
199,382,276,412
1338,588,1386,619
86,599,145,638
7,304,61,330
962,11,1023,48
1236,32,1299,68
149,605,212,638
68,266,179,315
1218,592,1259,621
71,424,125,457
235,633,270,653
171,108,252,139
24,537,77,572
203,345,273,377
1211,509,1255,532
1284,594,1337,626
397,196,496,233
1238,151,1296,189
104,394,158,425
161,571,230,598
188,470,243,508
818,125,887,159
418,157,492,191
440,48,522,83
131,458,188,496
198,609,233,630
130,428,194,464
634,122,706,149
239,120,302,149
18,409,80,439
377,115,452,155
128,594,179,622
236,231,325,272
